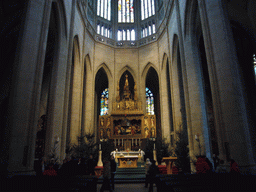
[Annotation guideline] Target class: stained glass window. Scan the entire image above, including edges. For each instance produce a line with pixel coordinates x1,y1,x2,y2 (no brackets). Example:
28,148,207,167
97,0,111,21
118,0,134,23
253,54,256,80
141,0,155,20
100,88,109,116
146,87,154,115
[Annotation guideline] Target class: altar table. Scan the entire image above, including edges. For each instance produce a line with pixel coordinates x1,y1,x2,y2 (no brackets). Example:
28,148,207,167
117,156,138,168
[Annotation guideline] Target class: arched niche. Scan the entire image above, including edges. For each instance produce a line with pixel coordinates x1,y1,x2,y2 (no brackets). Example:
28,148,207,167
119,70,135,100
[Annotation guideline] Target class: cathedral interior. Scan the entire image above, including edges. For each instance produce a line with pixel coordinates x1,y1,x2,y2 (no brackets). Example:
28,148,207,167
0,0,256,175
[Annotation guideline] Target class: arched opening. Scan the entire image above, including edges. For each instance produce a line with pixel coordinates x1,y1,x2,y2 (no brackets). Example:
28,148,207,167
230,21,256,157
145,67,161,139
95,67,109,141
198,35,218,156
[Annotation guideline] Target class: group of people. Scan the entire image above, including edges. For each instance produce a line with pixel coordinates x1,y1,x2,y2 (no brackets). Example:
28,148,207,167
196,154,240,174
38,155,97,176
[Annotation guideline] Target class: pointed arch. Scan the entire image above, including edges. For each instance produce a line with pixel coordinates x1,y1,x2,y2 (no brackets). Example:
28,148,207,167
141,62,159,81
85,54,92,72
95,63,112,80
73,35,80,63
118,65,136,82
57,0,67,38
184,0,198,38
161,53,169,70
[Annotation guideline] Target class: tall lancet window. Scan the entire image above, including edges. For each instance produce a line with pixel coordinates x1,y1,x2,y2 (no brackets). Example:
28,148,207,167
146,87,154,115
118,0,134,23
141,0,155,20
97,0,111,21
100,88,109,115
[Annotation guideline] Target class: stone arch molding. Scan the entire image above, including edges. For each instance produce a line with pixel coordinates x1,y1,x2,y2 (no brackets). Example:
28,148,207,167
141,62,159,81
95,63,113,81
73,35,81,64
85,54,92,72
161,53,169,71
118,65,137,83
184,0,197,38
56,0,68,38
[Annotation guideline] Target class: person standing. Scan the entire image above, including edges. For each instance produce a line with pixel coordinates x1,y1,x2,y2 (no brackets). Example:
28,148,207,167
110,155,117,190
148,160,159,192
87,154,96,175
144,158,152,188
100,157,112,192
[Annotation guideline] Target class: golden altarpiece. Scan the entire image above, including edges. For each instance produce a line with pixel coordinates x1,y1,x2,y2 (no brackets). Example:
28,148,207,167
98,74,156,152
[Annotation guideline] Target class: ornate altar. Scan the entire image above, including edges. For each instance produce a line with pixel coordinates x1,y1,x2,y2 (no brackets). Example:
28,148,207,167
98,74,156,151
117,156,139,168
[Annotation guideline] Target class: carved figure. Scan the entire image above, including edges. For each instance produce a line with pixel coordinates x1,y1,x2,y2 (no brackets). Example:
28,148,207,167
107,128,111,138
100,129,104,139
144,117,149,127
100,117,104,126
151,116,155,127
145,128,150,138
151,128,156,138
106,117,111,127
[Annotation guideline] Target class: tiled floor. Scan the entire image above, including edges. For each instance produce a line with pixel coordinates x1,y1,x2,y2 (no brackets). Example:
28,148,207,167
97,183,157,192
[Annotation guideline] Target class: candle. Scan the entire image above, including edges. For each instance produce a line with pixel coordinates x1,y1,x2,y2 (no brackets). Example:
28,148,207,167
118,139,120,145
195,135,198,140
99,144,101,150
136,139,137,145
154,143,156,150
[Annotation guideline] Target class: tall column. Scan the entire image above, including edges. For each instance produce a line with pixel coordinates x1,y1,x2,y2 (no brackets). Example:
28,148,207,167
7,0,51,175
198,0,256,173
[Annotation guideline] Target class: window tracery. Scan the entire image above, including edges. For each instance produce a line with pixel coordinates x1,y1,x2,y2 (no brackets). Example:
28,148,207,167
100,88,109,115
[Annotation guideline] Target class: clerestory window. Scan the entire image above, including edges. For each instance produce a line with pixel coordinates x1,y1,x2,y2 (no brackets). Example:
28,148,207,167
146,87,154,115
118,0,134,23
141,0,155,20
97,0,111,21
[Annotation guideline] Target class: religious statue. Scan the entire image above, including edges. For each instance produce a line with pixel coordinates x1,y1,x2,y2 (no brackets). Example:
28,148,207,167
151,116,155,127
145,128,150,138
100,129,104,139
123,74,131,99
116,81,120,101
106,117,111,127
144,117,149,127
107,128,111,138
100,117,104,127
151,128,156,138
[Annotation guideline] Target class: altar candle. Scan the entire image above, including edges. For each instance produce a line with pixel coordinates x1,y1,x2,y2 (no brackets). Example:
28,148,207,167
118,139,120,145
136,139,137,145
154,143,156,150
99,144,101,150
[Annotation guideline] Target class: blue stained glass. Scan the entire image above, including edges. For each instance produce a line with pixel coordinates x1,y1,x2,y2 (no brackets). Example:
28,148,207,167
146,87,154,115
100,88,109,116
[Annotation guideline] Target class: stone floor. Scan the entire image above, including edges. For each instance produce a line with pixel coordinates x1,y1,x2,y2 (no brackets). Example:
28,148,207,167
97,183,157,192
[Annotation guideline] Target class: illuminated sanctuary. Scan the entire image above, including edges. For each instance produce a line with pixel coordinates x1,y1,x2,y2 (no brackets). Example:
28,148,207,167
1,0,256,176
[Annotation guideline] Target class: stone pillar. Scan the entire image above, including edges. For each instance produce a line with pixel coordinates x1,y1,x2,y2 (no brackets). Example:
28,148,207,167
198,0,256,173
7,0,51,175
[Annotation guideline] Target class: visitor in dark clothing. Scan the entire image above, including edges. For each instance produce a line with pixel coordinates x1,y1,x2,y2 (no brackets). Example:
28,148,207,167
87,154,96,175
148,160,159,192
100,158,112,192
110,155,117,190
